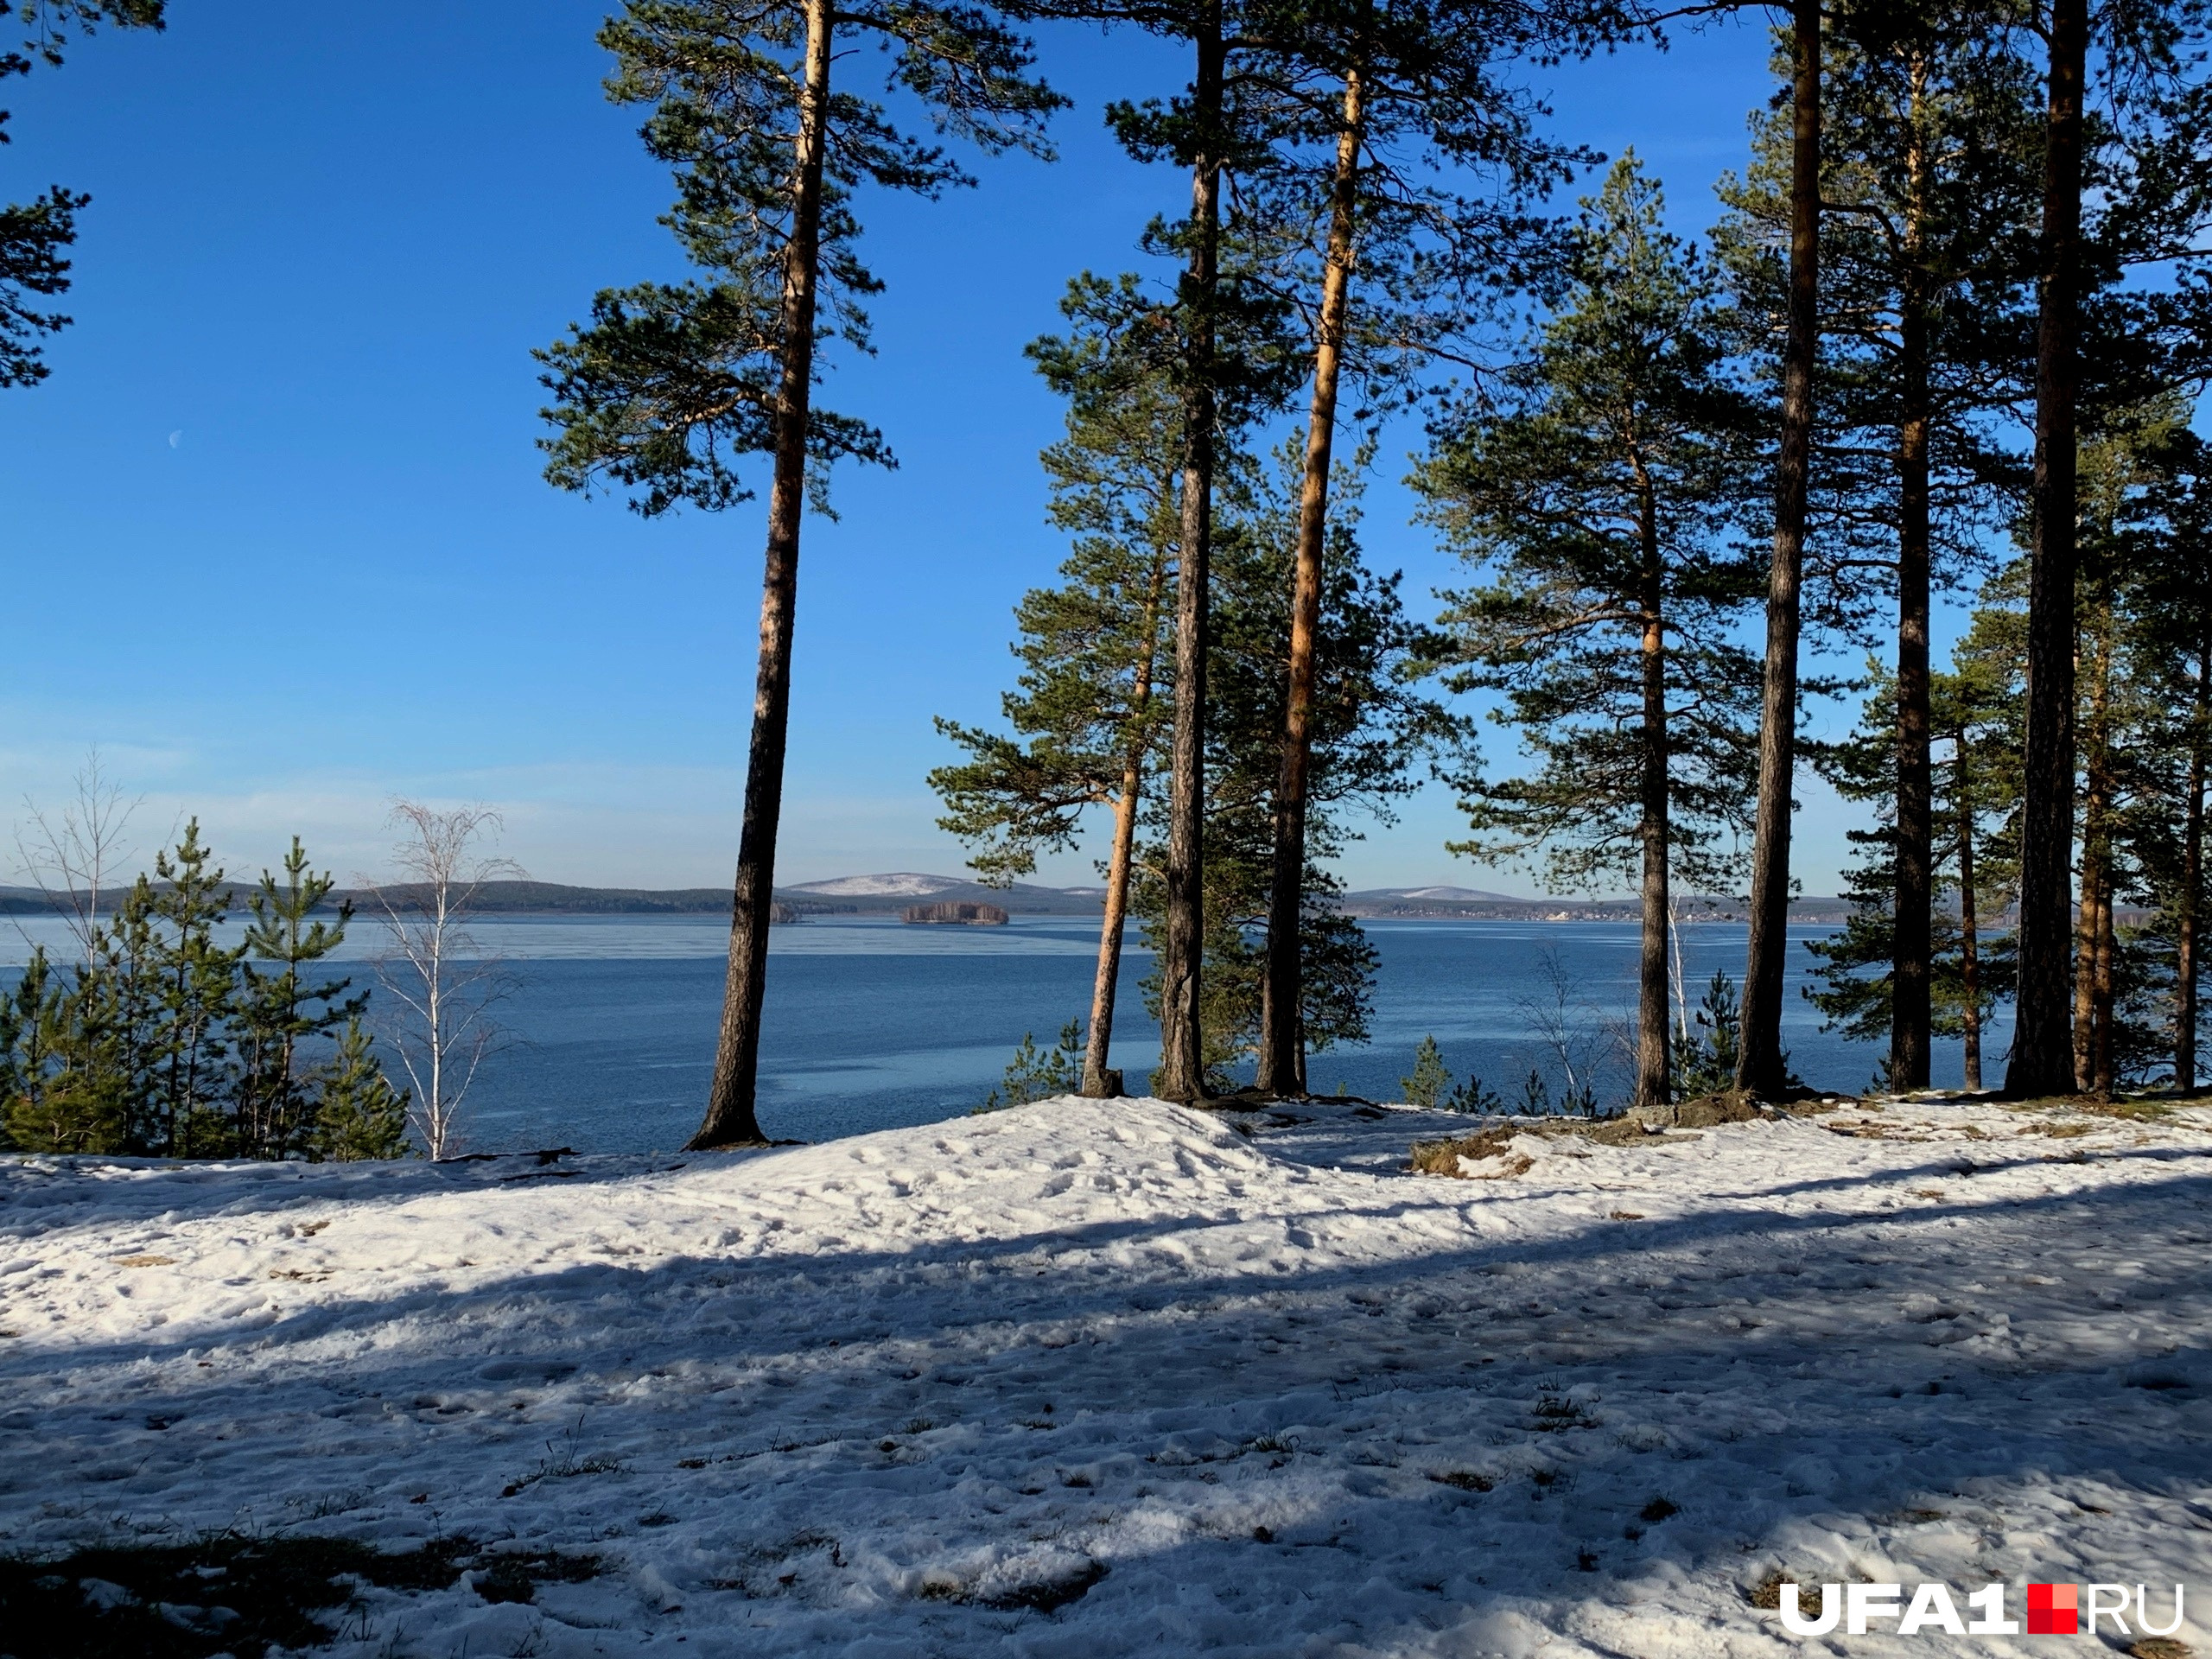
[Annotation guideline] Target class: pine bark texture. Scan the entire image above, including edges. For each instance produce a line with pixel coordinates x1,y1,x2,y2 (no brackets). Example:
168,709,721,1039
2092,871,2115,1096
691,0,833,1149
1083,558,1166,1098
2005,0,2088,1100
2074,626,2111,1096
1891,67,1935,1092
1637,488,1672,1113
1260,68,1364,1099
1154,6,1225,1103
1738,0,1821,1098
2179,645,2209,1091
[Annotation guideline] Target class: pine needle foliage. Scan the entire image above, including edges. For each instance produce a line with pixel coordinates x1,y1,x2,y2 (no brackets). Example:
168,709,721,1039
1135,438,1446,1090
977,1020,1084,1112
536,0,1062,516
1417,158,1767,900
931,278,1183,883
1,1,165,386
1401,1034,1449,1107
1415,156,1764,1108
234,838,367,1160
0,827,410,1160
313,1019,412,1161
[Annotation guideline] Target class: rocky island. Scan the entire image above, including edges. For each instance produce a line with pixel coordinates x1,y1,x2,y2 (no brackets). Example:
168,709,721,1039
901,900,1009,926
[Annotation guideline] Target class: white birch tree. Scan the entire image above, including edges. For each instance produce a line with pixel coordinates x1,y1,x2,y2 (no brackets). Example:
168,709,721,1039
365,802,518,1160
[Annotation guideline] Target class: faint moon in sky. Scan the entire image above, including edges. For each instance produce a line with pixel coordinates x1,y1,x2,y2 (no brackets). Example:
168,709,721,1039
168,430,183,448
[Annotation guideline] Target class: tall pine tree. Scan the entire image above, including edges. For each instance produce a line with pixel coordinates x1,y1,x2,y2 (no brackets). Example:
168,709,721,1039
234,838,365,1160
1234,0,1605,1096
931,277,1183,1097
1414,157,1766,1113
1716,1,2039,1089
539,0,1060,1147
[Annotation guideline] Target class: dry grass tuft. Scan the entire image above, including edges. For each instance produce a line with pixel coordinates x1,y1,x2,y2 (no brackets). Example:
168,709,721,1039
1410,1129,1523,1178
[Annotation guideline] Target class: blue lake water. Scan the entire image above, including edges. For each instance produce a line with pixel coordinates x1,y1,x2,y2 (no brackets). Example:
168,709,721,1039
0,913,2009,1153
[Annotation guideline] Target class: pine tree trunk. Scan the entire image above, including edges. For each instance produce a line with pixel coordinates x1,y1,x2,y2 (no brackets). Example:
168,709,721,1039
690,0,832,1149
2074,607,2111,1096
2177,642,2209,1091
1084,784,1140,1099
1154,8,1224,1103
1738,0,1821,1099
1891,64,1935,1092
1956,740,1984,1091
1083,555,1167,1098
2072,838,2099,1090
2092,863,2114,1097
1637,487,1671,1114
1260,67,1364,1101
2005,0,2088,1100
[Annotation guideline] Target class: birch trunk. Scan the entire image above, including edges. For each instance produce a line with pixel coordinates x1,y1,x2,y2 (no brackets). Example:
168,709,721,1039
1955,733,1985,1091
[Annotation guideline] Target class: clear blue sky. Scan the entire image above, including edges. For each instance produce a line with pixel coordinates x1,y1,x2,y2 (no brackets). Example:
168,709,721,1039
2,1,1881,894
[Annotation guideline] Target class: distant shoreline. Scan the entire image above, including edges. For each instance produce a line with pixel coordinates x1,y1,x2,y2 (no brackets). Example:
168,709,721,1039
0,878,1866,925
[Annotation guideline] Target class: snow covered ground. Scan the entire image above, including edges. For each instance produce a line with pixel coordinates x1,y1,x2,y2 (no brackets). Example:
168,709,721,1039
3,1093,2210,1656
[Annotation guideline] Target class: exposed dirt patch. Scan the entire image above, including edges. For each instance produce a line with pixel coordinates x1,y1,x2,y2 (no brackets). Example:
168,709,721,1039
1426,1470,1495,1492
0,1531,599,1658
1409,1129,1517,1177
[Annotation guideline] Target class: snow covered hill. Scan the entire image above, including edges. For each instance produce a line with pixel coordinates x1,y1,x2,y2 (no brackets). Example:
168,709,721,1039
780,873,966,898
3,1096,2210,1656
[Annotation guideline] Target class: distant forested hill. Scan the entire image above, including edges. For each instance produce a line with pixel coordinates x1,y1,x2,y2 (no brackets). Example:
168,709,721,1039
0,880,1885,924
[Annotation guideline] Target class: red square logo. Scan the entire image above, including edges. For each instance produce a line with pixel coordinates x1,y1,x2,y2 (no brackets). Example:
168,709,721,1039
2027,1583,2079,1635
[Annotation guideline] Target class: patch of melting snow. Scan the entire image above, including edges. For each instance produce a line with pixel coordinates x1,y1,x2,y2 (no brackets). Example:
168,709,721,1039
2,1093,2209,1655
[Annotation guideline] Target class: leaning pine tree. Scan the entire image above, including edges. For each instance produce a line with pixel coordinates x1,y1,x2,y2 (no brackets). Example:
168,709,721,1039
1414,157,1765,1114
1107,0,1243,1103
538,0,1060,1147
